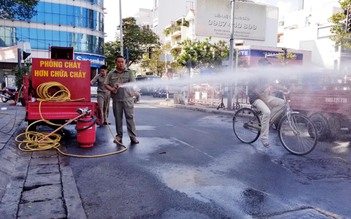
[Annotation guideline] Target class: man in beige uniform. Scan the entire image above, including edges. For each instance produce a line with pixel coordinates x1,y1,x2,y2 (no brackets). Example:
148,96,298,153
104,56,139,144
91,65,110,127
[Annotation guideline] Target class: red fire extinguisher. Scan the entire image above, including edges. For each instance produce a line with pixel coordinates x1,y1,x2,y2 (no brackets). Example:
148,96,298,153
76,116,96,148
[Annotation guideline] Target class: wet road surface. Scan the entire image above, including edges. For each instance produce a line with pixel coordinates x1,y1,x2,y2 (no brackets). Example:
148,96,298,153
64,97,351,218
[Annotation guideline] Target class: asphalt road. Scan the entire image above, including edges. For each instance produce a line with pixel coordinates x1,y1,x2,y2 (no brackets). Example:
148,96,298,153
64,97,351,219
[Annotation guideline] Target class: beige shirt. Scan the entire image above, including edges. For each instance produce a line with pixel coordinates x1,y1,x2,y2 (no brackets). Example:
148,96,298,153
91,73,109,93
104,68,135,101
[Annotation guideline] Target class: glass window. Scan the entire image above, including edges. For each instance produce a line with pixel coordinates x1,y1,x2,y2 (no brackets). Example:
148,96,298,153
9,26,103,54
44,2,52,13
67,5,74,16
26,2,104,30
59,14,67,25
46,13,53,24
37,29,45,40
31,40,38,49
52,13,60,25
0,27,15,47
36,2,44,13
66,15,74,26
60,4,67,16
19,28,30,41
29,28,38,40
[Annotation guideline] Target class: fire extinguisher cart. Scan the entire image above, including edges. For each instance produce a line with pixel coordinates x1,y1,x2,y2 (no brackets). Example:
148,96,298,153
23,54,102,147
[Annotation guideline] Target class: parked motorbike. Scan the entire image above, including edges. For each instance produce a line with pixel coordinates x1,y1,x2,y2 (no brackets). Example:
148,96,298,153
1,87,17,103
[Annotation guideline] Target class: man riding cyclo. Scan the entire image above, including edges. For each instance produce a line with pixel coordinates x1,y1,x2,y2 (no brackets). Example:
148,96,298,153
247,76,287,147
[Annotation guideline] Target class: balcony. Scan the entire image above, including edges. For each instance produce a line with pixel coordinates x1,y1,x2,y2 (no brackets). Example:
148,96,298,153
163,19,189,37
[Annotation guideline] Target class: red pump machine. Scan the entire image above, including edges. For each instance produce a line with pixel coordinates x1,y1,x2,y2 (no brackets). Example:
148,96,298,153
23,47,102,147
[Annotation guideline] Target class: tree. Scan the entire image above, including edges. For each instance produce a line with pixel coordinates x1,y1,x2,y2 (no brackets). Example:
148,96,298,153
104,41,120,71
171,38,229,69
329,0,351,49
0,0,38,21
104,17,160,69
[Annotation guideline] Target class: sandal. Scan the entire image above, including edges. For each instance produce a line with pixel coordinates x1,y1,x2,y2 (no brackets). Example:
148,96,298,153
261,139,270,147
113,136,122,143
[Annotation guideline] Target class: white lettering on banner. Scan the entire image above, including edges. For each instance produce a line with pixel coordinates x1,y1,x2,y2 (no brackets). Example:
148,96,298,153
208,20,229,27
325,97,347,103
195,0,271,40
76,55,105,65
239,50,250,56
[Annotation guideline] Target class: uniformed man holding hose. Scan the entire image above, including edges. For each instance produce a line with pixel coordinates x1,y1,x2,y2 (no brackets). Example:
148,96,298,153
104,55,139,144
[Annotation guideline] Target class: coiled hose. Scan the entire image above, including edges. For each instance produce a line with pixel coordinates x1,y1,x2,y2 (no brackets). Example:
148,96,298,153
16,81,127,158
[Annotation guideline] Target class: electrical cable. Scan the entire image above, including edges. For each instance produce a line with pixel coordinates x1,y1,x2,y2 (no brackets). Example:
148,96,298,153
16,81,128,158
0,85,22,134
0,110,18,134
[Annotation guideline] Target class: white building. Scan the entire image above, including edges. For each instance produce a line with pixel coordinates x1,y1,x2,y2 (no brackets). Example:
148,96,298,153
135,8,153,28
278,0,351,70
151,0,193,42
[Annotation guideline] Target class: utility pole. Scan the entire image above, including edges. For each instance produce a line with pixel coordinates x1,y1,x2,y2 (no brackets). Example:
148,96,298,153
227,0,236,110
119,0,124,56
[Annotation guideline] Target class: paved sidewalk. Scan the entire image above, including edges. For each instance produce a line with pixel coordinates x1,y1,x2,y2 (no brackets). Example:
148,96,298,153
0,102,86,219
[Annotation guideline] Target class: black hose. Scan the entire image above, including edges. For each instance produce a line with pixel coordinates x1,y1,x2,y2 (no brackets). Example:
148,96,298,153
75,116,96,131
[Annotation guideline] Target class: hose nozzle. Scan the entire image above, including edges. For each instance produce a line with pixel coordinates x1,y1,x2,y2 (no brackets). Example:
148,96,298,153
77,107,91,116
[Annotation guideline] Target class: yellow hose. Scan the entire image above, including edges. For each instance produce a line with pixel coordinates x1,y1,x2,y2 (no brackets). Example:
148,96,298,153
16,81,128,158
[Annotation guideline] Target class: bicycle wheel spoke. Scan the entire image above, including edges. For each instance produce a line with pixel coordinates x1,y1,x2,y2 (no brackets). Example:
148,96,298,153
279,114,317,155
233,108,260,144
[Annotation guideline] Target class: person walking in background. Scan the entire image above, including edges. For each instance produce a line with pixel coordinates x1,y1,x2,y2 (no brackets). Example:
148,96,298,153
91,65,111,127
104,56,139,144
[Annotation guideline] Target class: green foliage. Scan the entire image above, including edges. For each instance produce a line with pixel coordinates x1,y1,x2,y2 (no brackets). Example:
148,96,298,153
277,52,297,64
12,65,30,89
139,44,171,76
0,0,38,20
163,28,171,36
171,38,229,68
104,17,160,69
163,18,189,37
104,41,120,71
329,0,351,48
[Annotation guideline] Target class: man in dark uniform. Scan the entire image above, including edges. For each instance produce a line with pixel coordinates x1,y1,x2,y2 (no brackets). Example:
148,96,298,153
104,56,139,144
91,65,110,127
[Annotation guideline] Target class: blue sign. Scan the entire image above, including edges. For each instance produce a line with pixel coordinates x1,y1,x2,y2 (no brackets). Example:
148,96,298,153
74,53,105,68
238,49,303,60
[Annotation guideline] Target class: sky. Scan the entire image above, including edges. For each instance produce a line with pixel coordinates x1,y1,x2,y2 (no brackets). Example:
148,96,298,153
104,0,154,42
257,0,299,16
103,0,298,42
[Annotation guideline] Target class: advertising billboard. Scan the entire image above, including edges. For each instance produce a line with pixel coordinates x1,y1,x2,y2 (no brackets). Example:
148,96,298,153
75,53,105,68
238,49,304,67
195,0,266,40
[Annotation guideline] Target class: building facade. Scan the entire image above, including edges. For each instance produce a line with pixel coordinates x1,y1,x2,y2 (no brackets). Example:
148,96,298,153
0,0,105,77
278,0,351,71
151,0,193,42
